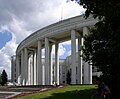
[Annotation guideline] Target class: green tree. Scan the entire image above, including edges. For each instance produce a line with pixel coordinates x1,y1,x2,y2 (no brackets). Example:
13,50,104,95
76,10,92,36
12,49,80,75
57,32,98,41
1,70,8,86
71,0,120,98
66,70,71,85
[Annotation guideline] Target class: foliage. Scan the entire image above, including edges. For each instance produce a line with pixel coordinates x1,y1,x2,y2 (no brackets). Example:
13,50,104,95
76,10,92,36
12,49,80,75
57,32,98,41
0,70,8,86
73,0,120,98
66,70,71,84
83,22,113,77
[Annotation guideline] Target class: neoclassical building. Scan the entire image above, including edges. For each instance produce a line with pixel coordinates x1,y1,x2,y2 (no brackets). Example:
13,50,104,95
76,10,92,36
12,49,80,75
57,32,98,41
60,53,102,85
11,15,99,85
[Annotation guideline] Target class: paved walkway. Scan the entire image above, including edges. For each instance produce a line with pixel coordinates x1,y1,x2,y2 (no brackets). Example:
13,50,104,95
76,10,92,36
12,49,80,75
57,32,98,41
0,85,55,99
0,92,21,99
0,92,14,99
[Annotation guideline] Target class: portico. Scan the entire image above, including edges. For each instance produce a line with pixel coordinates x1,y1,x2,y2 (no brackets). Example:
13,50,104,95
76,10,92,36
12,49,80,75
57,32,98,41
15,15,98,85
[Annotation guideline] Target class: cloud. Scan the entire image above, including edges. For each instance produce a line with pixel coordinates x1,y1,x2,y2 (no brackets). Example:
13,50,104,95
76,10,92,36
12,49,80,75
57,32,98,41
0,0,85,79
67,50,71,56
62,1,85,19
9,18,32,44
0,35,17,78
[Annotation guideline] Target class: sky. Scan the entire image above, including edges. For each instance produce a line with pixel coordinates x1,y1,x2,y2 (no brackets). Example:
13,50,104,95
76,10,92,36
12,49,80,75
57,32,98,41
0,0,85,79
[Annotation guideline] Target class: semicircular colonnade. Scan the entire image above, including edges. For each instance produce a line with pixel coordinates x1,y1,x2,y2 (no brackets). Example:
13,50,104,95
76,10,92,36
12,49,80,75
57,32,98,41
15,14,98,86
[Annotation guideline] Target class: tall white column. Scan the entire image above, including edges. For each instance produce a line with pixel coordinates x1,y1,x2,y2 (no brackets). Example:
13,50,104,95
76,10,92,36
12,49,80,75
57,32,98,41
89,62,92,84
28,55,30,85
31,54,34,85
78,36,83,84
71,30,76,84
31,51,34,85
21,50,24,85
37,40,42,85
49,45,53,85
33,50,37,85
55,43,59,85
83,62,89,84
15,55,19,83
11,57,13,82
83,27,92,84
24,48,28,85
16,55,21,84
28,54,34,85
42,60,45,85
45,37,50,85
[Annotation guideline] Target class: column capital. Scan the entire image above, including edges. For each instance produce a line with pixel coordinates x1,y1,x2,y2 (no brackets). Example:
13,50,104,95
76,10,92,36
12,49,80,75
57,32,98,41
71,29,76,33
71,29,77,31
16,54,20,57
38,39,42,42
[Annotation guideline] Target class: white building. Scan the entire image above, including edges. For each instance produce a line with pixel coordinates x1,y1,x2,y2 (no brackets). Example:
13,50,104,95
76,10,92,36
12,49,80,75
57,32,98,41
11,56,65,85
11,15,100,85
60,53,102,85
11,55,17,82
11,53,102,85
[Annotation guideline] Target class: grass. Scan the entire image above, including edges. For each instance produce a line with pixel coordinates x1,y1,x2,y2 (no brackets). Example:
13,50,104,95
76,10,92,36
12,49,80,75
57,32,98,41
0,85,6,88
17,85,97,99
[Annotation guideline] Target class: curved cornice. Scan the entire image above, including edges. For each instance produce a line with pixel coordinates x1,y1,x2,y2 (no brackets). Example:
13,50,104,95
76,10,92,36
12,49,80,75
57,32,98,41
16,14,98,54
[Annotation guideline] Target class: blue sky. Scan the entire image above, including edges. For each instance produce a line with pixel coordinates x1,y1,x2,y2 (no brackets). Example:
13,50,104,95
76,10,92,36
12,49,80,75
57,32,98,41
0,0,85,78
60,43,71,59
0,31,12,49
59,43,78,59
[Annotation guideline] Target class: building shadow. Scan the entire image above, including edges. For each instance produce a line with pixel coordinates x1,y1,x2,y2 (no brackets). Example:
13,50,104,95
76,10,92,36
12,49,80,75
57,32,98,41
40,88,97,99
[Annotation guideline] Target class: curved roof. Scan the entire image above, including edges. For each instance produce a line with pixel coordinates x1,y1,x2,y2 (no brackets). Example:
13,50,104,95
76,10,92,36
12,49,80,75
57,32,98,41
16,15,98,54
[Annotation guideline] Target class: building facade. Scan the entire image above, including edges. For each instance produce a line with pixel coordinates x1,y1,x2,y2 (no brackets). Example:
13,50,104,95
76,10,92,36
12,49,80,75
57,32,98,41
11,15,99,85
60,53,102,85
11,55,17,82
11,53,102,85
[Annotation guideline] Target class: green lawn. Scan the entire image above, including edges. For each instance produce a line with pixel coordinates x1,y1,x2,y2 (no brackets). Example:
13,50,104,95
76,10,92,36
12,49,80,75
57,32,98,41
17,85,97,99
0,86,6,88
